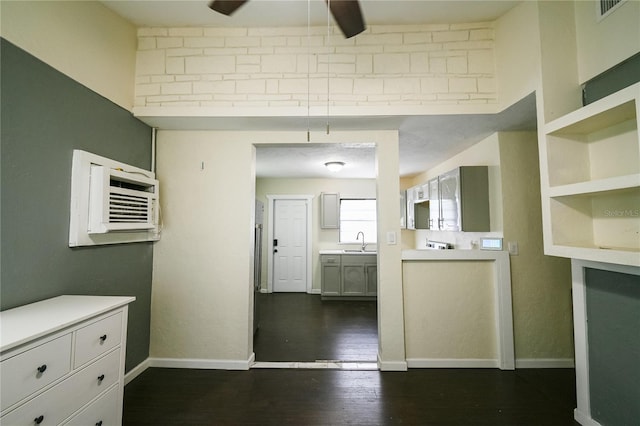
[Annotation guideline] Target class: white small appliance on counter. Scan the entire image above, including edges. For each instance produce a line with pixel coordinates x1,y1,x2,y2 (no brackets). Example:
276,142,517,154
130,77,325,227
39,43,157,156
426,240,454,250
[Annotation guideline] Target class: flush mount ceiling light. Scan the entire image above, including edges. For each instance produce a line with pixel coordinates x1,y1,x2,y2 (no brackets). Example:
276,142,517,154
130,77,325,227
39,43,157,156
325,161,345,172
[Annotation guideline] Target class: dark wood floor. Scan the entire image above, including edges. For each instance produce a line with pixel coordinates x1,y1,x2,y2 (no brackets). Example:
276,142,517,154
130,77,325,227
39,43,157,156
253,293,378,362
124,368,579,425
124,292,579,425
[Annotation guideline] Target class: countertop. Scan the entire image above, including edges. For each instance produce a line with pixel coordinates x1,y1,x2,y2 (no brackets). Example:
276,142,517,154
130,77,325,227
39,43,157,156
319,250,377,255
402,249,509,261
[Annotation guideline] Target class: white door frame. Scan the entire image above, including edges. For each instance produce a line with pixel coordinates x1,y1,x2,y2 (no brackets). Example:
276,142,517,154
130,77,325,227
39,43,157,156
266,194,314,293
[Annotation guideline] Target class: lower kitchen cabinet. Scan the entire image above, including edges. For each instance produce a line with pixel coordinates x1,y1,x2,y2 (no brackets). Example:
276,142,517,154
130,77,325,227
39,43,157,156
320,254,341,296
321,254,377,299
365,263,377,296
342,263,367,296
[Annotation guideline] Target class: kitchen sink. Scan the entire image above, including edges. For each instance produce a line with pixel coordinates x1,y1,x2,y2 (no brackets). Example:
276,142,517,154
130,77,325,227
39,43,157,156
342,249,377,254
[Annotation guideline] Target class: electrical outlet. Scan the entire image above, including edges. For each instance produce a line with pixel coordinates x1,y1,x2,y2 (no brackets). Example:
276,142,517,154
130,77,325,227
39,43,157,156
508,241,519,255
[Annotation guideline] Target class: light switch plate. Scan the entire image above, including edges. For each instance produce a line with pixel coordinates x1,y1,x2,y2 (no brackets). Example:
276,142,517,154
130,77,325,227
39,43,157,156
386,231,397,245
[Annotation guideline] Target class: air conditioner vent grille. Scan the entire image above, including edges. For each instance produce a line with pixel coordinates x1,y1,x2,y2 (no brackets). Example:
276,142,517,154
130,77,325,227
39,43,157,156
87,164,159,234
109,192,151,223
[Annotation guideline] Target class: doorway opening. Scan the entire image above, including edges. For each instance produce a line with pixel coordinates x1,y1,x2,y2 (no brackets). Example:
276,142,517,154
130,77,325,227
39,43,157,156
252,143,379,368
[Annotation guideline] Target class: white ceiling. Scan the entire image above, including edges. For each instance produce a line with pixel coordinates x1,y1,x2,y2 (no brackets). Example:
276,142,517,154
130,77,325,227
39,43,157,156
102,0,521,28
101,0,534,179
254,92,536,178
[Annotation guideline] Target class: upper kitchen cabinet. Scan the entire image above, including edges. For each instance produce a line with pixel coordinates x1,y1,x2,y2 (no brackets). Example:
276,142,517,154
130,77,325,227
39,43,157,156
430,166,490,232
400,190,407,229
541,82,640,267
428,177,439,230
406,184,430,230
320,192,340,229
406,188,415,229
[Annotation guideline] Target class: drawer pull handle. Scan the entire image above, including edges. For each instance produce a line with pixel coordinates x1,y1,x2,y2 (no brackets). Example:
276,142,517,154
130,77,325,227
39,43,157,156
36,364,47,374
98,374,105,382
34,415,44,424
96,421,103,426
99,334,107,342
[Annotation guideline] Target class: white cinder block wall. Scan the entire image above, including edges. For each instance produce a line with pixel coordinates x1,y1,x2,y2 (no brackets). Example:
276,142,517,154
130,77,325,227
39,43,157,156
135,24,496,108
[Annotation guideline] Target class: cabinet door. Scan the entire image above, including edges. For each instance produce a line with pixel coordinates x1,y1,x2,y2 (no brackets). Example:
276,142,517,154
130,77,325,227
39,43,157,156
400,190,406,229
341,264,366,296
439,169,461,231
320,193,340,229
459,166,490,231
414,202,430,229
365,263,377,296
428,178,440,230
321,256,341,296
406,188,416,230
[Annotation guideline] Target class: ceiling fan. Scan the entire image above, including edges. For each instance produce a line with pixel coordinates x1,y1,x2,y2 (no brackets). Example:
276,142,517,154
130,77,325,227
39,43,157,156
208,0,366,38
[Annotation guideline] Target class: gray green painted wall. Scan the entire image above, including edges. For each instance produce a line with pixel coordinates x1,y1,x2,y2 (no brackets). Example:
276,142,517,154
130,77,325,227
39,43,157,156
583,52,640,105
1,38,153,372
586,268,640,425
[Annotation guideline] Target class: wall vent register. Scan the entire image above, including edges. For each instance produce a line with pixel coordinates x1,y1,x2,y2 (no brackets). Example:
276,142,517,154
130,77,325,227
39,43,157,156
598,0,626,20
69,150,161,247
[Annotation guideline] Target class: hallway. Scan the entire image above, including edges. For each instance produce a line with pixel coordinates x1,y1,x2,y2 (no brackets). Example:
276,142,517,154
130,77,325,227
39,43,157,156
253,293,378,362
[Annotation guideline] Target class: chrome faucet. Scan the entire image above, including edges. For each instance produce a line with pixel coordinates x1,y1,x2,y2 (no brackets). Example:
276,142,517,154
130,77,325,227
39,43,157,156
356,231,365,251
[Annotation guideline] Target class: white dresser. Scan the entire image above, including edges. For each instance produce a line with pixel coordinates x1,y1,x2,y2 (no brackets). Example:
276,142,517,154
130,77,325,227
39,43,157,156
0,295,135,426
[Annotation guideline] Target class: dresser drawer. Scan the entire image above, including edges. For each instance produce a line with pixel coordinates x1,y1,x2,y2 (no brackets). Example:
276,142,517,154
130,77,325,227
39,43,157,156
64,385,119,426
1,349,121,426
0,334,72,411
74,312,122,368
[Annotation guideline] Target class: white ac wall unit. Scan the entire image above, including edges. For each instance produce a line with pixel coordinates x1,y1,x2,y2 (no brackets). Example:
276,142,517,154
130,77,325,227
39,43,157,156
69,150,161,247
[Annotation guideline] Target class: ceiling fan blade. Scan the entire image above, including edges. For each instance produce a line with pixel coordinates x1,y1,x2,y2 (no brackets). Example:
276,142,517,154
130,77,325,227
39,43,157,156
326,0,366,38
208,0,248,16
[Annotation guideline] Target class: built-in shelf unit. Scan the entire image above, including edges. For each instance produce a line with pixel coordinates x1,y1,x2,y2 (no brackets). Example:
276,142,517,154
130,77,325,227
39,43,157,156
541,82,640,267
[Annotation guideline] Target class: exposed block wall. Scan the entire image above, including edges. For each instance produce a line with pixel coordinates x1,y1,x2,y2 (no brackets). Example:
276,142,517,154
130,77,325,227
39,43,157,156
135,24,496,108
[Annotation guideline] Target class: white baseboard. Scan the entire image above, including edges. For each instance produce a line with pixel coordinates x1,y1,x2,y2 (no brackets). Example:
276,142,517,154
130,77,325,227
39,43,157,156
407,358,499,369
378,354,408,371
308,289,321,295
574,409,602,426
124,358,150,385
379,361,408,371
148,355,253,370
515,358,575,368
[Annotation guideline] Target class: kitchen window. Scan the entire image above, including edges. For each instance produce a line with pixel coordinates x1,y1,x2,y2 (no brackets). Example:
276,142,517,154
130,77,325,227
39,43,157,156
339,199,377,244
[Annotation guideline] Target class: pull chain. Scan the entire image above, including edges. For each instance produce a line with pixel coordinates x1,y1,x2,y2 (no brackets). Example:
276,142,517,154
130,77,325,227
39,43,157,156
307,0,311,142
326,0,331,134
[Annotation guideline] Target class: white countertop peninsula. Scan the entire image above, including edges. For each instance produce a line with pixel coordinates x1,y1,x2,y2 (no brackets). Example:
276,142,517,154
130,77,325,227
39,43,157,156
402,249,508,261
401,249,514,370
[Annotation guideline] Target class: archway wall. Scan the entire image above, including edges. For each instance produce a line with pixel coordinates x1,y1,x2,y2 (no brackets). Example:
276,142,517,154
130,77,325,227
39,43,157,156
150,130,403,369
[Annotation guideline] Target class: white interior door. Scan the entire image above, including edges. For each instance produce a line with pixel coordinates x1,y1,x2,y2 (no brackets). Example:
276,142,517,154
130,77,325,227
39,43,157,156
273,199,308,292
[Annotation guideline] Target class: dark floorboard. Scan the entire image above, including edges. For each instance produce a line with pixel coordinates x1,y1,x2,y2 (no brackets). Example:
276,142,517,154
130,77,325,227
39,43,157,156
253,293,378,362
124,368,579,425
124,293,579,425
